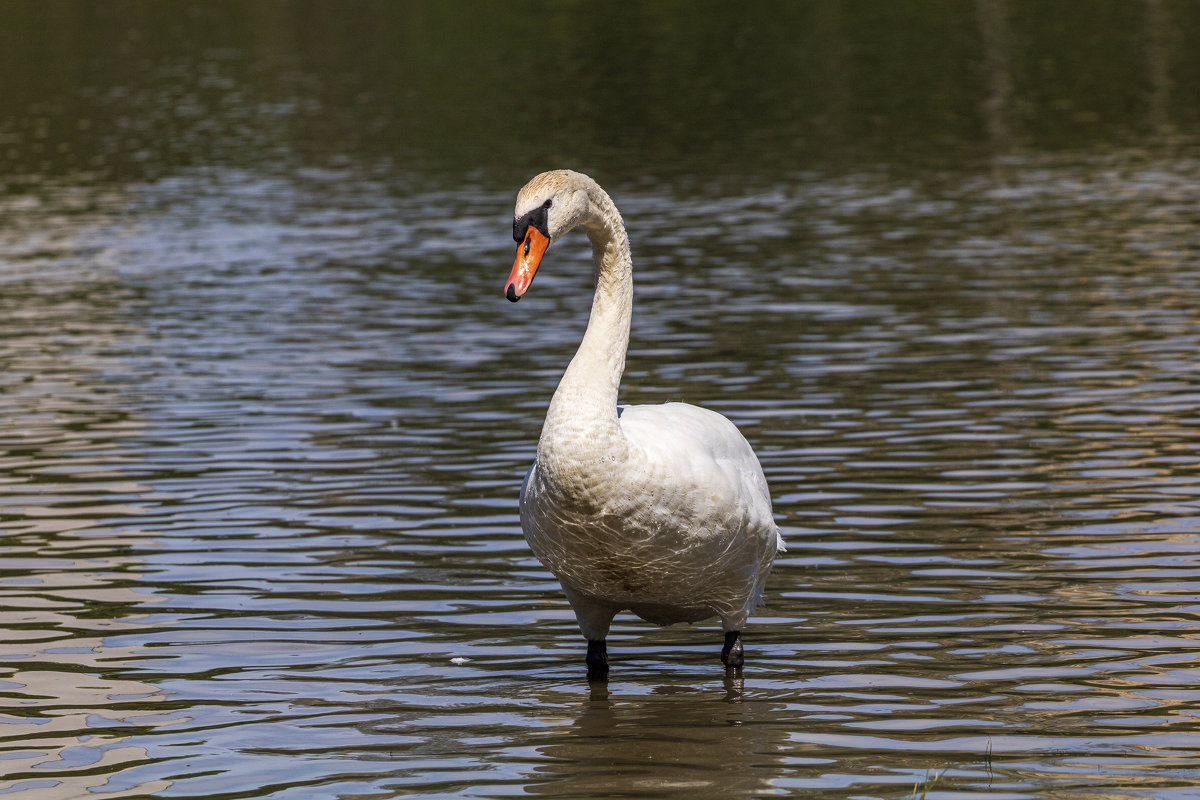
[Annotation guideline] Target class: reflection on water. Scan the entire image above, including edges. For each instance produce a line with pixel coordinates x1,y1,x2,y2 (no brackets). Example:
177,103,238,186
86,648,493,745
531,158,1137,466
0,541,176,798
3,1,1200,798
0,223,180,795
3,153,1198,798
525,678,790,798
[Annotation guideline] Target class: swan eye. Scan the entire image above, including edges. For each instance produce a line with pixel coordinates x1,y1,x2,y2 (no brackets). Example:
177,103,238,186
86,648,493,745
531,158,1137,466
543,199,552,209
513,200,551,243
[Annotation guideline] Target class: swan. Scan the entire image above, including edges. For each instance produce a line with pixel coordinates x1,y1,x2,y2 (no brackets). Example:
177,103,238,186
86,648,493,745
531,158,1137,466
504,170,784,678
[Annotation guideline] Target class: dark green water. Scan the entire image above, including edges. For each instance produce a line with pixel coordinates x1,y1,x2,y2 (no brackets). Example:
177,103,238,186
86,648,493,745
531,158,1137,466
3,2,1200,797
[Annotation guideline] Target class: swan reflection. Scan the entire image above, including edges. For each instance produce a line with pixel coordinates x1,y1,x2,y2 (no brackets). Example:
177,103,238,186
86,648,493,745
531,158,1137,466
526,673,789,798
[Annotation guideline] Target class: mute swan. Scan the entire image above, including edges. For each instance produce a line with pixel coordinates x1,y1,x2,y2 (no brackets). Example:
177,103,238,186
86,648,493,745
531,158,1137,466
505,170,784,679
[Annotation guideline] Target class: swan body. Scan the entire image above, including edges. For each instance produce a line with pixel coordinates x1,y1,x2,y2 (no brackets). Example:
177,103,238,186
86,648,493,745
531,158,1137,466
505,170,784,676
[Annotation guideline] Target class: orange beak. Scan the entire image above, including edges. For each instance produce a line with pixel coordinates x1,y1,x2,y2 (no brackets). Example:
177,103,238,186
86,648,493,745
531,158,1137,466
505,227,550,302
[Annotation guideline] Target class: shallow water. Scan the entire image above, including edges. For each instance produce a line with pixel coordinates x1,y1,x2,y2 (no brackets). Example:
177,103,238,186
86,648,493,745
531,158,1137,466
4,2,1200,798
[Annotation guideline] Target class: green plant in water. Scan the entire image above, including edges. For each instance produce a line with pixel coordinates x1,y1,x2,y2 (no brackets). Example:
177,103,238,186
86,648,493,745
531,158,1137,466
911,766,948,799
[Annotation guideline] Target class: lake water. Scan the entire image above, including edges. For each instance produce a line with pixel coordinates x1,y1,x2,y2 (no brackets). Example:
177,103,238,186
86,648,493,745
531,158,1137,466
3,2,1200,798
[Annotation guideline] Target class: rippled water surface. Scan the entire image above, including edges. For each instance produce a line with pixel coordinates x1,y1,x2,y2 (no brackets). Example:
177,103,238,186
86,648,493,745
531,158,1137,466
4,2,1200,798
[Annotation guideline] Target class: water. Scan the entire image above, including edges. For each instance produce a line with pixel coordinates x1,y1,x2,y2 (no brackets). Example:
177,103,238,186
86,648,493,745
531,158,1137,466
3,2,1200,798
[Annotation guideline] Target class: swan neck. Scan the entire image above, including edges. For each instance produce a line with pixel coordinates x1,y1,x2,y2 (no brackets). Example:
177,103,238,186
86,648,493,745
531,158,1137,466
543,188,632,447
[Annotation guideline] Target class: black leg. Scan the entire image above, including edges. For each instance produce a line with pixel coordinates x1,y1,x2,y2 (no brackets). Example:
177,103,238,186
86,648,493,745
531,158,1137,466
721,631,744,669
586,639,609,681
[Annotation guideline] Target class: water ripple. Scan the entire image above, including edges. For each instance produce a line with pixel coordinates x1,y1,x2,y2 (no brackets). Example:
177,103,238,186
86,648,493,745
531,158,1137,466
2,150,1200,797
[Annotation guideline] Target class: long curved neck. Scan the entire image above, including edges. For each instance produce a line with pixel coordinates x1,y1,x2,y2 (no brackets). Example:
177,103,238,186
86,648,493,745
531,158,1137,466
541,187,632,454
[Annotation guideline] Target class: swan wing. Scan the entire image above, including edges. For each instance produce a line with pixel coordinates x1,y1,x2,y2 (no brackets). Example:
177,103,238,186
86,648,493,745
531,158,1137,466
616,402,783,554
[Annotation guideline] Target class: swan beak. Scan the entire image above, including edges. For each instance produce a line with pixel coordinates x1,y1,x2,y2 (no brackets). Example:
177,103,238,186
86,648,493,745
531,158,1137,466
505,228,550,302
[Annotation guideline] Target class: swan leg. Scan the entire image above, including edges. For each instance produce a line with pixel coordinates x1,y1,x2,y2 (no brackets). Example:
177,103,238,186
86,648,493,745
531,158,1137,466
561,584,617,640
586,639,609,681
721,631,744,669
560,585,615,680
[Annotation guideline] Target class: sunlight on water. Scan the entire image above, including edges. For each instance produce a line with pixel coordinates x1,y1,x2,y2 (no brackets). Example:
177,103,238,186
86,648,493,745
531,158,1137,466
4,153,1199,798
3,1,1200,798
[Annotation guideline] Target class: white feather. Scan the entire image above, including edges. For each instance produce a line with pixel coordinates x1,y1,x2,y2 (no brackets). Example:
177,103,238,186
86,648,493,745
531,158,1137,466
511,170,784,643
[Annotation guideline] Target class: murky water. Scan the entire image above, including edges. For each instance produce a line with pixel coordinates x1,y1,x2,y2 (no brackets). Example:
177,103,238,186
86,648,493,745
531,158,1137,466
4,2,1200,798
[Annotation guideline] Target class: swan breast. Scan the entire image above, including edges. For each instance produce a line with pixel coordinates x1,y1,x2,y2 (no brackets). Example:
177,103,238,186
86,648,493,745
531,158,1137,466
519,402,779,616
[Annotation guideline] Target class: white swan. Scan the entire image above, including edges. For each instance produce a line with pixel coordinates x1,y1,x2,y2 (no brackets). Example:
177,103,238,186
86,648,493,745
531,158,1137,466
505,170,784,678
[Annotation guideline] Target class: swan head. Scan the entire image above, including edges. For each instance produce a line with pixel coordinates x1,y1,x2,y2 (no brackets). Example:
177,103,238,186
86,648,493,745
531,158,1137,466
505,170,593,302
